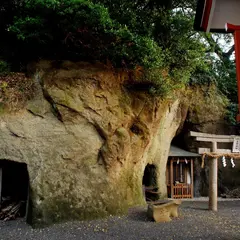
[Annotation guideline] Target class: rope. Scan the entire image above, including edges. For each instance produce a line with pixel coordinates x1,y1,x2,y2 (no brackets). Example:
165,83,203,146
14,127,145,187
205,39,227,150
201,152,240,168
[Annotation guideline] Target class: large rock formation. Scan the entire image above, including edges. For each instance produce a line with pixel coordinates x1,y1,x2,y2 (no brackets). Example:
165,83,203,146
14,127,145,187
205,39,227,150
0,61,187,226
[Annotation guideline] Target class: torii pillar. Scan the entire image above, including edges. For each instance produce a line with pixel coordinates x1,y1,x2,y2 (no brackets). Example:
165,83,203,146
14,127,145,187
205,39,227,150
209,142,218,211
190,131,236,211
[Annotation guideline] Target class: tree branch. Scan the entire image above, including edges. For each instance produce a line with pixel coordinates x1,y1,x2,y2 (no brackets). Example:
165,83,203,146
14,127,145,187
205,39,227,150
223,44,235,59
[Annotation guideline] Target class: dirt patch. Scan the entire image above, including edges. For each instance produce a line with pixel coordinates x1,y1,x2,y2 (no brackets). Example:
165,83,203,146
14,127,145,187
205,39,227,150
0,73,35,112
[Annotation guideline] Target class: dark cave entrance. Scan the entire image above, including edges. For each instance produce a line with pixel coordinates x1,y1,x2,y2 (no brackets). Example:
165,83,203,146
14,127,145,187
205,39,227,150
142,164,159,201
0,160,29,220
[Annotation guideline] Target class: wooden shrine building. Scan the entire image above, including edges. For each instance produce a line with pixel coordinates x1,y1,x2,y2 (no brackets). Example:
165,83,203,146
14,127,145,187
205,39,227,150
167,146,200,199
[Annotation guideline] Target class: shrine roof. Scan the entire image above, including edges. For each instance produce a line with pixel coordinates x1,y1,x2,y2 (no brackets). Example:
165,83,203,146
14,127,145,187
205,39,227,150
169,145,200,157
194,0,240,33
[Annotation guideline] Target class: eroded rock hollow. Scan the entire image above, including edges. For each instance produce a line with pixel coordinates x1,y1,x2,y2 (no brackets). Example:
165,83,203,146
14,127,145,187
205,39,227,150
0,61,187,226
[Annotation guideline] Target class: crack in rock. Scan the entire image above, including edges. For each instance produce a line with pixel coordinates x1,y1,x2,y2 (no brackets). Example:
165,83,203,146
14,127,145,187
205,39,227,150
6,126,26,139
27,109,44,118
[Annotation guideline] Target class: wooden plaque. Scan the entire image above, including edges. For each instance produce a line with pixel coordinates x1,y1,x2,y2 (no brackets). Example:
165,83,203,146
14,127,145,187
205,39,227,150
232,138,240,153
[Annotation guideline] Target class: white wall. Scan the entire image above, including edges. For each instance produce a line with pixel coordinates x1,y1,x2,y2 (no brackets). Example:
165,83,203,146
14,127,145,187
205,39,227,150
211,0,240,29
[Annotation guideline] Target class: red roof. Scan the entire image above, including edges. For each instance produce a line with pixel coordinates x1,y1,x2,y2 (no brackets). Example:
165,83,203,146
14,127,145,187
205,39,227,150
194,0,240,33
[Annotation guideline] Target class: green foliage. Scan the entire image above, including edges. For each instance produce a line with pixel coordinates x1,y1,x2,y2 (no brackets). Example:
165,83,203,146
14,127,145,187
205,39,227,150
0,0,207,95
139,69,175,98
0,0,237,115
187,84,229,124
161,11,206,80
215,60,237,104
225,103,238,125
93,0,207,85
0,61,10,76
7,0,164,68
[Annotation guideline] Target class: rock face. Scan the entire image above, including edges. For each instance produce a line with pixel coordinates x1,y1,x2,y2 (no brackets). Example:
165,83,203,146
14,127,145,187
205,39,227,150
0,61,186,226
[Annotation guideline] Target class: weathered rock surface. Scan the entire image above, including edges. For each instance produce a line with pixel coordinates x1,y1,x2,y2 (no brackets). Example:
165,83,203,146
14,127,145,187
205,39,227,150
0,61,187,226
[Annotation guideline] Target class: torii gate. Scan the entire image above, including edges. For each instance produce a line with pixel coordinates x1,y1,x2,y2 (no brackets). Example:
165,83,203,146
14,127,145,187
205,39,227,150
190,131,239,211
194,0,240,121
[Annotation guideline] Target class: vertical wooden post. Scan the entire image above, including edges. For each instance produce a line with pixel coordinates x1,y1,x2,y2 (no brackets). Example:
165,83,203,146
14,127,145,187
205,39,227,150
234,30,240,122
170,159,174,198
180,163,183,182
191,159,194,198
0,168,2,204
209,141,218,211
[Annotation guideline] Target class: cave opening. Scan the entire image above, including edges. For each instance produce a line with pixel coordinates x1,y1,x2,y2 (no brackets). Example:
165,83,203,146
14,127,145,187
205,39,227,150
0,160,29,220
142,164,159,201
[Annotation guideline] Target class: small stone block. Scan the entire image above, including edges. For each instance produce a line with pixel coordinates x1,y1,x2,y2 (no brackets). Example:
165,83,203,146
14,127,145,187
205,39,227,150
147,200,182,223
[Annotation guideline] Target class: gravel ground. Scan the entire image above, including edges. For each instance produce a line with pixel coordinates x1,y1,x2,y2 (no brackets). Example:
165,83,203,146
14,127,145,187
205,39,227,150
0,199,239,240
